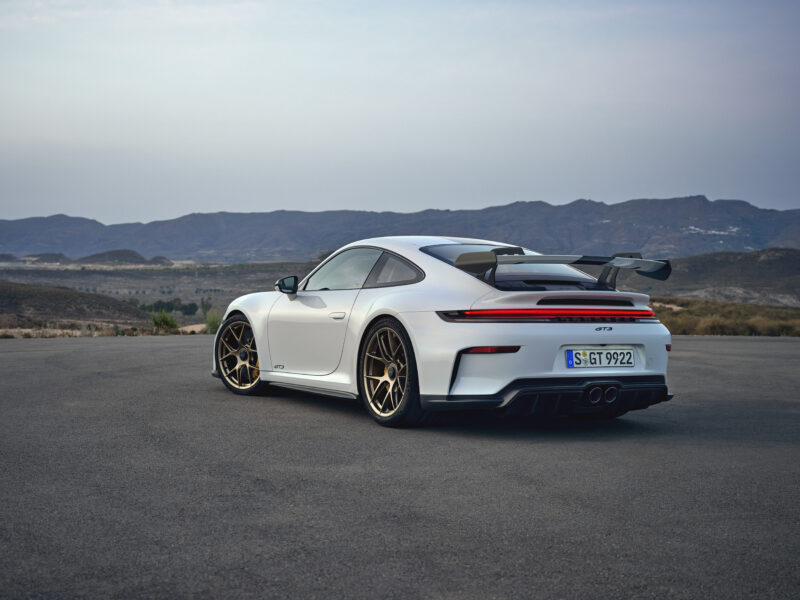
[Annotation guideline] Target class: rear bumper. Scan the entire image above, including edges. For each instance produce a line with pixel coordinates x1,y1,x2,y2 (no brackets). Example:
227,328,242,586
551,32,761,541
420,375,671,415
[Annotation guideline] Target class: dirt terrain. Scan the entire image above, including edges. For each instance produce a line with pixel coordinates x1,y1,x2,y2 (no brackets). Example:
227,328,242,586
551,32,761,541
0,261,318,325
0,281,150,330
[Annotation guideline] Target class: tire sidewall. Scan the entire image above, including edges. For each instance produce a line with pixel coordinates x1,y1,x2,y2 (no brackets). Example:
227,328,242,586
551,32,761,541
358,317,424,427
215,314,264,396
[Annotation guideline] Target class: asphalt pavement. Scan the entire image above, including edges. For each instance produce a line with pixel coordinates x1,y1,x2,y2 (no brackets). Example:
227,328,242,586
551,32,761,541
1,335,798,599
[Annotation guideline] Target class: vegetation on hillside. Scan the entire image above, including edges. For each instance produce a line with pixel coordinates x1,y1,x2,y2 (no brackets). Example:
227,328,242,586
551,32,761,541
151,310,180,333
0,281,149,327
652,297,800,336
204,309,222,334
133,297,198,316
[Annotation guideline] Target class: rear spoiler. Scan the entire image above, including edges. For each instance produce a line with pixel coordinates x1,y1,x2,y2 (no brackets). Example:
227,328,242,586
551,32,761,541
453,247,671,289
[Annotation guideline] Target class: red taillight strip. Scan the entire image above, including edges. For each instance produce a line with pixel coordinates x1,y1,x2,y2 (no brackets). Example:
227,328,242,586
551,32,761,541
461,308,655,319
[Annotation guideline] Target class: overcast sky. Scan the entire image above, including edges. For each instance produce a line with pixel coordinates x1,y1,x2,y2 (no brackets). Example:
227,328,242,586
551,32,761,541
1,0,798,224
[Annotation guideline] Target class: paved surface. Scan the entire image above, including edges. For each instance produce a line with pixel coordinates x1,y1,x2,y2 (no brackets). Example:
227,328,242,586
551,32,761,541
1,336,798,599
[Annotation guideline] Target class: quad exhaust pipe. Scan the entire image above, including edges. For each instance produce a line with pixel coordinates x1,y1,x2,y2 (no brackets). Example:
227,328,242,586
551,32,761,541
586,385,620,405
604,386,618,404
587,386,603,404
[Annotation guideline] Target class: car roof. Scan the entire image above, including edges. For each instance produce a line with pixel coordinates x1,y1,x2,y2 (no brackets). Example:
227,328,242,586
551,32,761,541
343,235,513,255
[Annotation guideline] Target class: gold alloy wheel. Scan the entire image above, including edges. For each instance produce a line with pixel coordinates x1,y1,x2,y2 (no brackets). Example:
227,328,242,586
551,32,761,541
217,319,261,391
362,326,408,417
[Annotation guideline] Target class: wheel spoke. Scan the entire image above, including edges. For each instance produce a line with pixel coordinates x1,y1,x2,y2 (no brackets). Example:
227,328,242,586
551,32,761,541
375,383,388,411
385,332,396,357
378,335,392,363
389,333,402,360
366,352,386,364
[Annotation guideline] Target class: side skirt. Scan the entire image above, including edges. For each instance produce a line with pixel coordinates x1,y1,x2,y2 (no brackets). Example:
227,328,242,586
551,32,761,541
270,381,359,400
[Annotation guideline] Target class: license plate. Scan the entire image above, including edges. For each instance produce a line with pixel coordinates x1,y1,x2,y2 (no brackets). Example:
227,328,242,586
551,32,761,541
565,347,635,368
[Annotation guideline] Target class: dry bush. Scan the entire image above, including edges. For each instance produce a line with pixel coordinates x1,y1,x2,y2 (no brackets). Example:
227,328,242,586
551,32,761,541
695,316,739,336
658,313,700,335
652,297,800,336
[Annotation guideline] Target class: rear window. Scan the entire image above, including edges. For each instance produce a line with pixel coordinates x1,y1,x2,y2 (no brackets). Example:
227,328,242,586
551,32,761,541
363,252,424,288
421,243,597,290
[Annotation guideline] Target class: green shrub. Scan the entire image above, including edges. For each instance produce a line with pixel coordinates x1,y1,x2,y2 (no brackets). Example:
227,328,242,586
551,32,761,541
204,309,222,335
152,310,179,333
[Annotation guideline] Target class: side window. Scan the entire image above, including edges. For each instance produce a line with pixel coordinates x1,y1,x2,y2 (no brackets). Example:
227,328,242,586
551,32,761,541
304,248,383,291
365,253,423,288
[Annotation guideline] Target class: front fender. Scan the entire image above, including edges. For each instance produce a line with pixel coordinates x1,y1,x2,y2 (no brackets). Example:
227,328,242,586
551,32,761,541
211,291,281,377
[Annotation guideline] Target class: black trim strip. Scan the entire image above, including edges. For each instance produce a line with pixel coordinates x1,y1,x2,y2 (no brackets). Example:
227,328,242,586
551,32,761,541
422,375,669,414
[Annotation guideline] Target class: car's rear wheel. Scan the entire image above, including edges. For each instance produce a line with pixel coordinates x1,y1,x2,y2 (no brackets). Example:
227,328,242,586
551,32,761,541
215,314,266,395
359,318,426,427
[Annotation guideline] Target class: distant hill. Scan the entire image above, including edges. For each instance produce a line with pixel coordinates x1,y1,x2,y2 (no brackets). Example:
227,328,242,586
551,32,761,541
75,249,172,266
1,196,798,262
613,247,800,306
0,281,149,328
1,250,173,266
27,253,73,264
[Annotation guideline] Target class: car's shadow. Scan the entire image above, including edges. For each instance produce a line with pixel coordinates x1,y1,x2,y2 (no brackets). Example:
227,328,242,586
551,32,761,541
248,385,671,440
425,410,669,441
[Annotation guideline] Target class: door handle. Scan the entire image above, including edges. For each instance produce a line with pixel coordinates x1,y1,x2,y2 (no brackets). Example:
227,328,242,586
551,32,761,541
328,312,346,320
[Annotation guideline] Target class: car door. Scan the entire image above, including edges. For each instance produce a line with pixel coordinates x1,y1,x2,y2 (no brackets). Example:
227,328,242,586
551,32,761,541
267,247,383,375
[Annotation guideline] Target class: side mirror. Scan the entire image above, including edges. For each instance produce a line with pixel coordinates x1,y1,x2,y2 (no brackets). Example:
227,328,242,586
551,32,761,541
274,275,299,295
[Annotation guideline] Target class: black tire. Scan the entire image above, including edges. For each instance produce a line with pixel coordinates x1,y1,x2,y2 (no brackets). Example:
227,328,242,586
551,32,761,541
358,317,427,427
215,314,267,395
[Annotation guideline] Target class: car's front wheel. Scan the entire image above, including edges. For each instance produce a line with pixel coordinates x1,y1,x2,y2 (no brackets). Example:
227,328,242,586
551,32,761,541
215,314,266,395
358,318,427,427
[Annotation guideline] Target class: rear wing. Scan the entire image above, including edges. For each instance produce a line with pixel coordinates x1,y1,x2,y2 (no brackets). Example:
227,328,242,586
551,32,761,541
453,247,671,289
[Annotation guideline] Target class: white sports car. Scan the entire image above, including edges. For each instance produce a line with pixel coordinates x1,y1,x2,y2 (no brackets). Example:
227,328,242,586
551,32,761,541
212,236,673,426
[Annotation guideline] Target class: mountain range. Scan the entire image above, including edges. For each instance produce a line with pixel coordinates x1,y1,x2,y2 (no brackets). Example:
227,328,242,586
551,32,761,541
2,196,798,262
